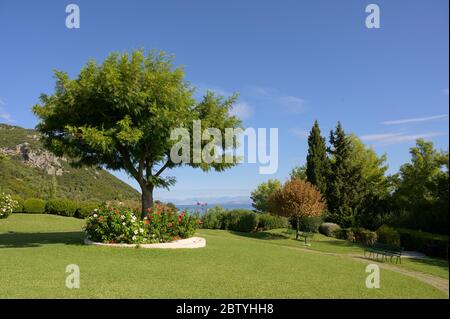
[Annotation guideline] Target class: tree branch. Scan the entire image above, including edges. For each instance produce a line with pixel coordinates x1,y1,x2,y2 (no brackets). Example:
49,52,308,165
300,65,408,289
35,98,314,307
155,158,171,177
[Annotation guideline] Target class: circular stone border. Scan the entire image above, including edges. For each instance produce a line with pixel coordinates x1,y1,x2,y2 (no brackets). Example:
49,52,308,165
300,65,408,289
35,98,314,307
84,237,206,249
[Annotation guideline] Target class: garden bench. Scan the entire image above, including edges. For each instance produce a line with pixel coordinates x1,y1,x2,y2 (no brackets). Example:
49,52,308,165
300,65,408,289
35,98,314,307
297,231,314,246
364,243,403,263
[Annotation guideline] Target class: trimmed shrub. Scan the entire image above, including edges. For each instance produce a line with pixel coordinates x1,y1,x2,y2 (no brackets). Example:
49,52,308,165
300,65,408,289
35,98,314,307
76,201,102,219
23,198,46,214
319,222,341,237
234,211,259,232
296,216,323,233
376,225,401,247
335,228,355,241
46,198,78,217
258,213,289,230
11,195,24,213
353,227,377,246
397,228,448,258
201,206,226,229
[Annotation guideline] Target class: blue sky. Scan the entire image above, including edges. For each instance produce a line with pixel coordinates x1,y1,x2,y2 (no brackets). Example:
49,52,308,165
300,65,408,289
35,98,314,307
0,0,448,202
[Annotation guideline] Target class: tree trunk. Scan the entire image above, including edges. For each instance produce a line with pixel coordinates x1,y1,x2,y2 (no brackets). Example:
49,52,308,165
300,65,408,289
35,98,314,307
296,216,300,240
141,184,154,219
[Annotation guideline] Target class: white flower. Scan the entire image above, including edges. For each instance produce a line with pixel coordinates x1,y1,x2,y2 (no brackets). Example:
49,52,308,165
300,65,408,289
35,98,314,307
122,222,126,226
94,209,98,212
132,235,137,241
139,228,144,233
93,214,98,218
134,229,138,235
120,215,125,220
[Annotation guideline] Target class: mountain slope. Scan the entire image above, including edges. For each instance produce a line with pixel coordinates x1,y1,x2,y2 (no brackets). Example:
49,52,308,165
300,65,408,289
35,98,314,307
0,123,140,201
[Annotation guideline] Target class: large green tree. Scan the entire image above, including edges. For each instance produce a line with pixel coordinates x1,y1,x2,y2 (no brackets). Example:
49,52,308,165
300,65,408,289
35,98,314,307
326,122,365,227
306,120,329,195
33,50,243,218
392,139,449,233
347,134,391,228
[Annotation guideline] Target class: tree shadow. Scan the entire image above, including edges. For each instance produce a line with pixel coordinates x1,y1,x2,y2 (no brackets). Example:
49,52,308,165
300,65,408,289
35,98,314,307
405,256,449,269
0,231,85,248
229,230,289,241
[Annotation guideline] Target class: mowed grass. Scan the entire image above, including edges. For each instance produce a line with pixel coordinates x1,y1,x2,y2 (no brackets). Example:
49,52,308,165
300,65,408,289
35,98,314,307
0,214,447,298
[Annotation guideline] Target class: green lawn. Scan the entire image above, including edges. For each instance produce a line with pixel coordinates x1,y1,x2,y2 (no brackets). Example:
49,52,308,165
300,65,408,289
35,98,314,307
0,214,447,298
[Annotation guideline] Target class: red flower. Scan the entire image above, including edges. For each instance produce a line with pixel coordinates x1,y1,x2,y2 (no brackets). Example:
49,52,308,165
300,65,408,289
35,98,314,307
144,219,149,225
147,207,152,212
155,211,161,216
167,222,173,227
178,216,182,222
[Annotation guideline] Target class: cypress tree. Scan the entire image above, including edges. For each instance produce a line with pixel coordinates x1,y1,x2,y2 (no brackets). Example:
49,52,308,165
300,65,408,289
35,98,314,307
306,120,329,195
326,122,365,227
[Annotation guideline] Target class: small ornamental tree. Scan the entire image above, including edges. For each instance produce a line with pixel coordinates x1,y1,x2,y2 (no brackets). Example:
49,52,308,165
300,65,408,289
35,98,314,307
268,179,326,240
250,179,281,213
33,50,243,218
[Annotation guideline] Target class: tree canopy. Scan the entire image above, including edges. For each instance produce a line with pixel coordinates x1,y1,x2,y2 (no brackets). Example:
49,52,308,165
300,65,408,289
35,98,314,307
33,50,243,217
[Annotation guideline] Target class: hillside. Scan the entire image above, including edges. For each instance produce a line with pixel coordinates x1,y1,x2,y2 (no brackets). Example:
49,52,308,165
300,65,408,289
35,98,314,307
0,123,140,201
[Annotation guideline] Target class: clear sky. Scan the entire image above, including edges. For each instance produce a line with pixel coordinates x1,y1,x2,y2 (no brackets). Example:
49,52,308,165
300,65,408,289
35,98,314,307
0,0,448,202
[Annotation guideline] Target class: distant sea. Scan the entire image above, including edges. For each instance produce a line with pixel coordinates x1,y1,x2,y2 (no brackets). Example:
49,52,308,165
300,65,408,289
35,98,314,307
175,203,253,213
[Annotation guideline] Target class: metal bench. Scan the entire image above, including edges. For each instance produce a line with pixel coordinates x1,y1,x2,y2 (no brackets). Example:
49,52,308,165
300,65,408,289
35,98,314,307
297,231,314,246
364,243,403,263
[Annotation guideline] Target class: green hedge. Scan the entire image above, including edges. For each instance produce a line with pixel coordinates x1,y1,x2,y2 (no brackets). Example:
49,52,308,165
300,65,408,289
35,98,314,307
397,228,448,258
201,206,226,229
23,198,46,214
11,195,24,213
200,208,260,232
258,213,288,230
319,222,341,237
335,227,377,246
45,198,78,217
376,225,400,247
76,201,101,219
294,216,323,233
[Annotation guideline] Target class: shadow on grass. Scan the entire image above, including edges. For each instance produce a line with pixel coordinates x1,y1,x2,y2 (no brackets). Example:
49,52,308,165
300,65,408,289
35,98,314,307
405,255,449,269
0,231,85,248
229,230,289,241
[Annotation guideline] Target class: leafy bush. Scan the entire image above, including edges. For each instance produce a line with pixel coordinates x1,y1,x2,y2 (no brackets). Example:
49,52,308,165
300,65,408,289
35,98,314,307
234,211,259,232
201,206,226,229
76,201,102,219
85,205,147,244
353,227,377,246
11,195,24,213
23,198,46,214
200,208,260,232
221,209,258,232
319,222,341,237
397,228,448,258
258,213,288,230
0,193,17,219
294,216,323,233
376,225,400,247
145,203,199,242
46,198,78,217
334,228,355,241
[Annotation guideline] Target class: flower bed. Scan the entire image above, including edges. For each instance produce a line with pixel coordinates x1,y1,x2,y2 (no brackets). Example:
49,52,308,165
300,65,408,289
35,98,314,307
84,203,202,245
